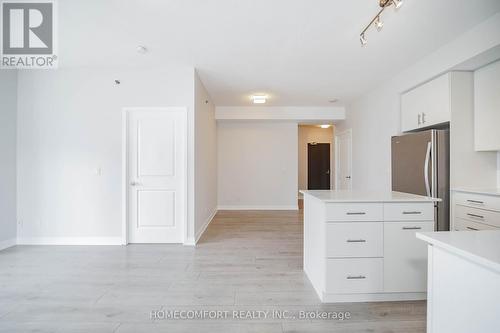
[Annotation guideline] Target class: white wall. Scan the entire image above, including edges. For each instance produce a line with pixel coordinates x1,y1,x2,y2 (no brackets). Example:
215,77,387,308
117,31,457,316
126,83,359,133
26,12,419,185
337,13,500,191
298,125,334,191
193,72,217,243
0,71,17,249
16,67,195,244
217,122,298,210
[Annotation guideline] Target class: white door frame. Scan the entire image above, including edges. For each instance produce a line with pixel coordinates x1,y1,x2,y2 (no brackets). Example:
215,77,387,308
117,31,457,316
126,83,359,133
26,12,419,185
121,107,188,245
335,128,352,190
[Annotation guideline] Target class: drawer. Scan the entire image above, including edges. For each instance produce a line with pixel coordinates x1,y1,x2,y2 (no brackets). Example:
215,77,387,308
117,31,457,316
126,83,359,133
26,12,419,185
454,217,499,231
454,192,500,212
325,258,383,294
326,223,383,258
455,205,500,228
384,203,434,221
325,203,383,222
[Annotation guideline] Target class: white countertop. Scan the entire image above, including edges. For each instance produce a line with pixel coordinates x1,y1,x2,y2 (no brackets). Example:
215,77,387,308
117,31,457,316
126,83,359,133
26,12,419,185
417,230,500,273
452,188,500,197
300,190,440,203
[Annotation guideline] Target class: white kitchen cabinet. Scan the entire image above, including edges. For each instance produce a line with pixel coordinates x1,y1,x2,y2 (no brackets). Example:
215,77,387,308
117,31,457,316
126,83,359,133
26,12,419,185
451,189,500,231
401,72,470,132
417,231,500,333
384,221,434,292
302,190,439,303
474,60,500,151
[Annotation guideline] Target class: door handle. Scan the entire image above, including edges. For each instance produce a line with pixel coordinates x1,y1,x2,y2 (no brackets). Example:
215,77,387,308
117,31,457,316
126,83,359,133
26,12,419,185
418,114,421,125
424,142,432,197
130,181,142,186
422,112,426,124
402,227,422,230
326,170,330,175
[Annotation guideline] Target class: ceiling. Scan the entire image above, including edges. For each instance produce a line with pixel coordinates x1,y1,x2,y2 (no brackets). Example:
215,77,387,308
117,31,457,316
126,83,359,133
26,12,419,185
58,0,500,106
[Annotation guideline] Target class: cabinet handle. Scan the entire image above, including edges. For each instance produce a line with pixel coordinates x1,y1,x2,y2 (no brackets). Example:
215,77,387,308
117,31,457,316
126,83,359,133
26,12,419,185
467,200,484,205
402,226,422,230
346,212,366,215
466,227,479,231
402,211,422,215
418,114,421,125
347,239,366,243
422,112,426,124
467,213,484,219
347,275,366,280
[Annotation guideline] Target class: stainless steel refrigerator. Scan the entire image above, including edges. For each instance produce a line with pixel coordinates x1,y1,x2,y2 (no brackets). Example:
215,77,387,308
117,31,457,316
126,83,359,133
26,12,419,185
391,129,450,231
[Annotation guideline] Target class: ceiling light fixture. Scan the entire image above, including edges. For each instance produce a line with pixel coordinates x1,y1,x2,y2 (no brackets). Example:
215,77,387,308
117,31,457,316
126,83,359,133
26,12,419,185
137,45,148,54
251,95,267,104
320,125,331,129
359,0,403,46
375,16,384,31
360,33,367,46
393,0,403,9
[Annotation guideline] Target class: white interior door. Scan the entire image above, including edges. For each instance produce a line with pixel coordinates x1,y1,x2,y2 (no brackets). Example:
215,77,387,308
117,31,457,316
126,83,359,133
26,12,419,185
335,129,352,190
127,108,186,243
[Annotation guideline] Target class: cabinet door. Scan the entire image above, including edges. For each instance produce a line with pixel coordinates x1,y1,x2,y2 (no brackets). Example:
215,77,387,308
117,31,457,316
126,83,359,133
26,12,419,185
384,221,434,292
401,87,424,132
474,60,500,151
401,73,451,132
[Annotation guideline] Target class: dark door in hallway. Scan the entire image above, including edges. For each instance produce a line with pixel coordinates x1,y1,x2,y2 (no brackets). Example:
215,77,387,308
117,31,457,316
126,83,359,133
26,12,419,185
307,143,330,190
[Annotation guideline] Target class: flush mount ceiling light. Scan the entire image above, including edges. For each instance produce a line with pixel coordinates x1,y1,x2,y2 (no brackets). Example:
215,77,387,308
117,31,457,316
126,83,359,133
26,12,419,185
136,45,148,54
251,95,267,104
320,124,331,129
360,0,403,46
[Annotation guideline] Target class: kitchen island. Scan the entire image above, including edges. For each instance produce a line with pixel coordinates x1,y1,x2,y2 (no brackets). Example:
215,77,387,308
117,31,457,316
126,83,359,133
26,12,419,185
301,190,440,303
417,230,500,333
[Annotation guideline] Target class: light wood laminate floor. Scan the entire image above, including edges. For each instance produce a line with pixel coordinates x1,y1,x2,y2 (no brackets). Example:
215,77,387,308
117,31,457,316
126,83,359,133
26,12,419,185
0,210,426,332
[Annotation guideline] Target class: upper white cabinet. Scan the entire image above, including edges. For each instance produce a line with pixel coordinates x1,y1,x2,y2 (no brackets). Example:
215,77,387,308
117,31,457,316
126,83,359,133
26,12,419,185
401,73,451,132
474,60,500,151
401,72,472,132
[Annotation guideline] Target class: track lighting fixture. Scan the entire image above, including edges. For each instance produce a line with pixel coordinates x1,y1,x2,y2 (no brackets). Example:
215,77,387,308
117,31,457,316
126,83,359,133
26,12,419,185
375,16,384,31
359,0,403,46
360,33,367,46
393,0,403,9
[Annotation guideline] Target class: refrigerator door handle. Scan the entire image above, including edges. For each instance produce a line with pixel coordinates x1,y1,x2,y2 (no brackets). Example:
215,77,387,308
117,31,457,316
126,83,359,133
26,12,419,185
424,142,432,197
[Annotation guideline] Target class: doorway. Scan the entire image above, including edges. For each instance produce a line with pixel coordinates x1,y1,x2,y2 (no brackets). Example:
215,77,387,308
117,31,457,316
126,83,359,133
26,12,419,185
307,143,331,189
335,129,352,190
123,107,187,244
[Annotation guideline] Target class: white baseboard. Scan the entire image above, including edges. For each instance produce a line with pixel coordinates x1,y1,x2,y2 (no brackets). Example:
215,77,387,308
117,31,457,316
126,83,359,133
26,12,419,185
0,238,16,251
16,237,123,246
321,292,427,303
217,205,299,211
184,208,218,246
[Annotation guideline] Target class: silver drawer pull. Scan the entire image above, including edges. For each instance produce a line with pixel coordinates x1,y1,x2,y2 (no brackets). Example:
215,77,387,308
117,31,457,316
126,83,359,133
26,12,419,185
466,227,479,231
402,211,422,215
467,200,484,205
347,275,366,280
346,239,366,243
346,212,366,215
467,213,484,219
402,227,422,230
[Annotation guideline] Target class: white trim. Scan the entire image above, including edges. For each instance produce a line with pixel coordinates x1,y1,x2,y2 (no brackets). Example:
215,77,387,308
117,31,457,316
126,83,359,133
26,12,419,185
16,237,123,246
0,238,16,251
321,292,426,303
184,208,218,246
217,205,299,211
215,106,346,121
121,107,188,245
335,128,353,190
